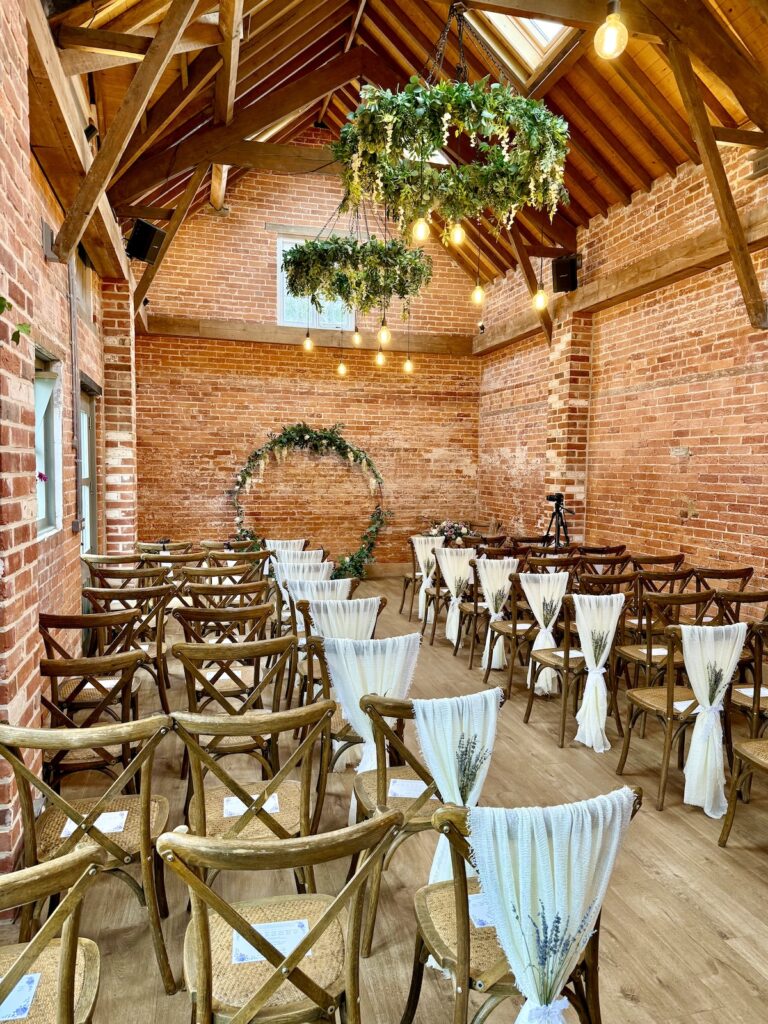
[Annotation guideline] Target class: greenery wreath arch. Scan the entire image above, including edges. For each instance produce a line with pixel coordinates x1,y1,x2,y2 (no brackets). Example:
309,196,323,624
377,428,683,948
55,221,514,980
229,423,392,578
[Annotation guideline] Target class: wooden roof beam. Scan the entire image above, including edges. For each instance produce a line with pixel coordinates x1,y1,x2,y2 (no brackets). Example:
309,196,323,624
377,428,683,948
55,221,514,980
54,0,198,263
210,0,244,210
56,21,222,75
318,0,368,125
666,39,768,329
506,222,553,340
451,0,662,37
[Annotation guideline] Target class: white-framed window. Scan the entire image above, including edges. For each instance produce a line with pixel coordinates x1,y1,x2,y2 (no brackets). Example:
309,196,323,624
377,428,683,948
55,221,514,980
75,244,95,324
277,236,354,330
34,353,63,537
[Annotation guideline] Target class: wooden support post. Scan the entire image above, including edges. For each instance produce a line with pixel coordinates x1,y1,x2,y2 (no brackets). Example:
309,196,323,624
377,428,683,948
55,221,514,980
210,0,243,210
667,39,768,330
54,0,198,263
507,223,553,342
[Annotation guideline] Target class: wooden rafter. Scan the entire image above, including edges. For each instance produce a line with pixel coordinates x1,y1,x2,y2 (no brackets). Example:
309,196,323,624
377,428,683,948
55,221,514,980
210,0,244,210
317,0,368,125
54,0,199,262
666,39,768,329
134,163,210,308
506,222,553,341
712,127,768,148
451,0,662,37
56,21,222,75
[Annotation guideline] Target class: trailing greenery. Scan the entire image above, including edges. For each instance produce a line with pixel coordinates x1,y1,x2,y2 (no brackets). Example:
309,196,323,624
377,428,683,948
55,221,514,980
229,423,392,578
281,235,432,316
332,77,569,236
0,296,31,345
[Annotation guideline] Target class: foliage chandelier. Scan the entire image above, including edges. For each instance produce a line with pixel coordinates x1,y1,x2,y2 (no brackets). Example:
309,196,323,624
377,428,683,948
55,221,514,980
330,3,570,240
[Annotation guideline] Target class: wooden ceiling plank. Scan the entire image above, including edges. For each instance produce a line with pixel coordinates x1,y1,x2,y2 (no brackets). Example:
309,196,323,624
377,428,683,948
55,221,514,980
134,162,209,306
453,0,662,37
527,28,593,97
114,203,175,218
111,48,221,183
666,39,768,328
54,0,199,262
646,0,768,131
210,0,244,210
649,40,738,129
506,221,553,340
109,46,366,203
318,0,368,124
612,51,699,163
547,97,634,204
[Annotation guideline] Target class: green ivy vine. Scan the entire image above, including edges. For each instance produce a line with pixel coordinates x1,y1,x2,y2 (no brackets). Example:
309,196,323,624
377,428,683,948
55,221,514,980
229,423,392,578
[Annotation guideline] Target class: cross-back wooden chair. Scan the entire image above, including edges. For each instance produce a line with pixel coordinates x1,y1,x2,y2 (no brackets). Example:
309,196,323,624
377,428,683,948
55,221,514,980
173,701,335,877
136,540,193,554
399,537,421,619
206,549,272,582
172,635,299,777
454,559,505,669
200,538,261,553
157,808,402,1024
0,845,106,1024
525,544,578,559
38,651,149,788
621,568,694,646
631,552,685,571
578,543,627,558
185,580,271,612
614,589,714,695
181,564,255,589
139,550,207,610
82,584,173,713
716,590,768,750
719,621,768,846
482,573,539,696
0,715,175,993
421,549,457,644
577,552,631,579
400,791,643,1024
508,534,547,550
524,553,581,581
616,621,720,809
691,565,754,592
81,553,141,587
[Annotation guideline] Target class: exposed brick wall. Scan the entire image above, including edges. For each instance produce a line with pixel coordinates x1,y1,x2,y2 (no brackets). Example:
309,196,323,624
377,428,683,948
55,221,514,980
146,167,480,338
135,336,479,563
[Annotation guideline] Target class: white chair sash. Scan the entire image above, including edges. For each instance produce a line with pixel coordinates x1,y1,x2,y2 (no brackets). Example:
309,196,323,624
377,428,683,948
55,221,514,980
413,688,502,884
275,548,325,563
519,573,569,695
436,547,476,645
274,561,334,602
412,535,445,621
681,622,747,818
308,597,380,640
265,539,306,574
287,578,353,603
476,558,518,670
470,788,635,1023
323,634,421,823
573,593,625,754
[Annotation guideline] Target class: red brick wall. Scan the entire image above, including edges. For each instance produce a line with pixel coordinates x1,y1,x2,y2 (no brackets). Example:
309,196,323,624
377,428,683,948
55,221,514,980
135,336,479,564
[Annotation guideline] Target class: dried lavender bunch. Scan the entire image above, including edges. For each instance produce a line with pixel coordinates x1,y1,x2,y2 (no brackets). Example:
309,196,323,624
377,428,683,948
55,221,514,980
707,662,725,704
490,587,507,614
456,732,491,803
542,598,558,628
591,629,609,664
514,899,596,1005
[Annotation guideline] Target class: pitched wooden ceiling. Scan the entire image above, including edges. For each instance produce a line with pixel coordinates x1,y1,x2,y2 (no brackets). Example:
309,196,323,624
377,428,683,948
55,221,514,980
40,0,768,292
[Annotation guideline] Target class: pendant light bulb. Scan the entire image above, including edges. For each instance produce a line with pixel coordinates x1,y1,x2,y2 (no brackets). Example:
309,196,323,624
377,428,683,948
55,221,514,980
375,348,385,367
471,281,485,306
303,329,313,351
352,327,362,346
594,1,628,59
412,217,430,243
449,222,465,246
403,356,414,374
337,359,348,377
533,287,549,312
377,319,391,345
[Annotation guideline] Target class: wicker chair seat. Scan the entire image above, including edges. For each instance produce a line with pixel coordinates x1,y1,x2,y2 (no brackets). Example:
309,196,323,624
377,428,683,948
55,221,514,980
615,644,685,666
531,648,584,669
57,676,142,704
202,782,302,839
489,620,535,637
353,766,442,824
0,938,100,1024
730,686,768,713
734,738,768,771
182,893,346,1017
35,794,169,862
626,685,695,714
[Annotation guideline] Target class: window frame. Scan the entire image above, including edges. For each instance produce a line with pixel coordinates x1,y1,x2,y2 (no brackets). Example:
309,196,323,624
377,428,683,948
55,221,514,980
276,235,355,332
34,354,64,539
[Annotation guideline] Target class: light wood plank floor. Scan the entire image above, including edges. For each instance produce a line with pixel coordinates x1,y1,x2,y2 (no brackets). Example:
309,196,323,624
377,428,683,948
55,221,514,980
29,579,768,1022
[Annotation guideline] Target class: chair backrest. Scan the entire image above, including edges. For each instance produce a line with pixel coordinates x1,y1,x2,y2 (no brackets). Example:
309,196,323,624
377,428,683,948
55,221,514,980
140,550,206,570
692,565,754,592
641,589,717,635
578,543,627,557
39,608,139,661
297,597,386,641
637,568,692,596
0,846,106,1023
82,584,173,659
173,604,273,646
526,544,578,558
0,713,170,870
180,564,254,587
156,809,402,1024
476,544,514,560
272,548,326,564
172,700,335,842
205,549,272,581
136,540,192,553
631,552,685,571
714,588,768,625
525,554,581,585
578,552,631,577
85,563,170,590
185,579,270,610
199,538,260,553
579,570,638,597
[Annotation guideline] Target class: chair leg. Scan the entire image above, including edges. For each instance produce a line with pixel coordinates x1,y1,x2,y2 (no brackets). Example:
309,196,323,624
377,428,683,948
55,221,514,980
559,672,571,748
582,928,603,1024
482,630,496,687
398,577,409,615
469,994,510,1024
523,665,538,724
142,852,177,995
468,615,479,670
615,706,635,775
361,853,385,958
408,578,417,622
429,598,440,646
399,933,428,1024
719,760,750,847
154,848,169,919
657,720,675,811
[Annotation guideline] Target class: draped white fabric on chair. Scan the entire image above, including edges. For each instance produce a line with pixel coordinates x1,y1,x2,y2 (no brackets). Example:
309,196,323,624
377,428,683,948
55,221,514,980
274,561,334,602
436,547,476,645
470,788,635,1024
573,593,625,754
681,622,747,818
308,597,380,640
412,535,445,622
265,539,305,553
413,688,502,884
323,634,421,823
519,572,569,695
287,578,353,603
275,548,325,563
476,557,518,670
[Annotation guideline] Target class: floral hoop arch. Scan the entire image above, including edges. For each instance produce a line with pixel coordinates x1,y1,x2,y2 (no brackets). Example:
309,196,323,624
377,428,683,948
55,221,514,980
229,423,392,578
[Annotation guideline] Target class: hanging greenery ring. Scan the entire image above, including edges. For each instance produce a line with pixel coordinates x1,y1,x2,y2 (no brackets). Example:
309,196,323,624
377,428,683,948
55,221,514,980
332,77,570,236
281,235,432,317
229,423,392,578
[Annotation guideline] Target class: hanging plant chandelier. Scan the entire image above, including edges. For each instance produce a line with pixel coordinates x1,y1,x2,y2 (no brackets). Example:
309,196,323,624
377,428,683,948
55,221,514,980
281,234,432,317
330,4,570,240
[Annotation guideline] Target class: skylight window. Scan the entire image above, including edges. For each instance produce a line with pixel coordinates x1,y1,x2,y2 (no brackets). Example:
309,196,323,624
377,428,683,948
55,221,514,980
473,12,571,82
529,18,564,45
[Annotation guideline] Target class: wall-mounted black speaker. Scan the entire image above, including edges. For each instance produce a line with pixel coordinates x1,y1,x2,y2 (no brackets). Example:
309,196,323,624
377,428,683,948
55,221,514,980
552,253,582,294
125,219,166,264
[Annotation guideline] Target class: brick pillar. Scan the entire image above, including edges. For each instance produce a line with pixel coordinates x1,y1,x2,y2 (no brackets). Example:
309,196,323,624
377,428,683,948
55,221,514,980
102,280,138,552
544,312,593,543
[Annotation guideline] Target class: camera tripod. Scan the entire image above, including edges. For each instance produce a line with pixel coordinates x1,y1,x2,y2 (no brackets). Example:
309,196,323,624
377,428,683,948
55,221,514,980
543,497,572,549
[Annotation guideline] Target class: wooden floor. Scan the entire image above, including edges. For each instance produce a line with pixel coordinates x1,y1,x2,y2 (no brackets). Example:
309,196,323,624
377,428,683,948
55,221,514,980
43,579,768,1022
